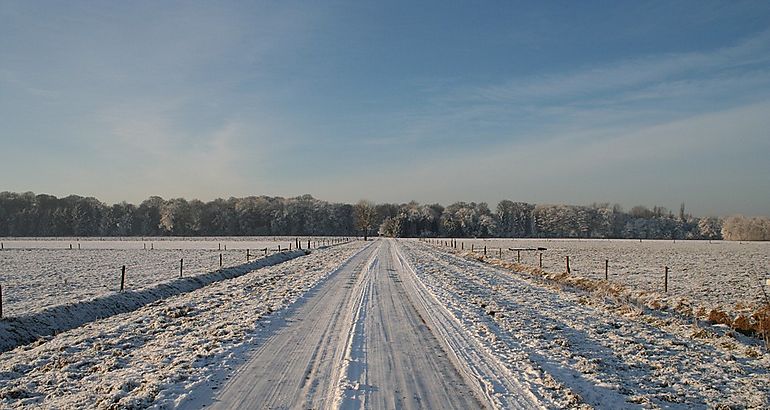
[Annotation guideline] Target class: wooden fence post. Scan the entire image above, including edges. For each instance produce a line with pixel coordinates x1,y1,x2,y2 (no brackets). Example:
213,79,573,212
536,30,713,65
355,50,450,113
120,265,126,292
566,256,571,274
605,259,609,280
220,253,223,267
308,240,311,249
484,246,487,256
664,266,669,293
180,258,183,277
539,252,542,268
1,284,3,319
471,244,474,252
499,248,502,257
517,250,521,262
247,249,251,261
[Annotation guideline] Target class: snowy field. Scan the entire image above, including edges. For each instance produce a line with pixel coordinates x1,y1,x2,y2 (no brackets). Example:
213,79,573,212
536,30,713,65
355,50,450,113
1,239,768,409
0,237,346,317
425,238,770,312
0,236,343,250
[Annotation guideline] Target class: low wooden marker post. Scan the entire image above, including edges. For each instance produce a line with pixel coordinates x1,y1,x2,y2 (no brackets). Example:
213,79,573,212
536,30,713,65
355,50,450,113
471,244,474,252
484,246,487,256
517,250,521,262
605,259,609,280
499,248,502,257
247,249,251,261
308,240,311,249
566,256,571,274
180,258,183,278
1,284,4,319
539,252,543,268
664,266,669,293
461,242,464,250
120,265,126,292
219,253,223,267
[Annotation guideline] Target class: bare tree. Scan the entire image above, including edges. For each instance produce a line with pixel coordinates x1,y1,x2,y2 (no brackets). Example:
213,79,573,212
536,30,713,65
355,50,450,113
354,200,377,240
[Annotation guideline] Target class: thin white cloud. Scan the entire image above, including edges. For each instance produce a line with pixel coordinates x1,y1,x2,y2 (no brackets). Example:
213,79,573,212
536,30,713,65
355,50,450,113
466,29,770,104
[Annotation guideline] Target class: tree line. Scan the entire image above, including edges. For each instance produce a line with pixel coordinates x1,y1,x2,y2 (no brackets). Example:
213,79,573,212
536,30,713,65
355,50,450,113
0,191,767,240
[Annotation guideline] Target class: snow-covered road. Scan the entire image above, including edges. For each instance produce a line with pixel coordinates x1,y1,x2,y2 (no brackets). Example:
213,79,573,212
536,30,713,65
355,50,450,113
207,239,491,409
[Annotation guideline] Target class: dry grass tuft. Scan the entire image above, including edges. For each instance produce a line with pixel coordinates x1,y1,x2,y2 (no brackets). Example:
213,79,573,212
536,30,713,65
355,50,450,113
707,309,732,326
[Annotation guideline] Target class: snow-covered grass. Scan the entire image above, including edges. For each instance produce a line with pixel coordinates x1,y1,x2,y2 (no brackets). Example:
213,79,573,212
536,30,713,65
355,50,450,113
401,240,770,408
427,238,770,313
0,237,347,317
0,241,370,408
0,250,309,353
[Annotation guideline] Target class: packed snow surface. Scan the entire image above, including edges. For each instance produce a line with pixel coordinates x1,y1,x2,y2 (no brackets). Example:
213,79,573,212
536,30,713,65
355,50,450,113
206,239,543,409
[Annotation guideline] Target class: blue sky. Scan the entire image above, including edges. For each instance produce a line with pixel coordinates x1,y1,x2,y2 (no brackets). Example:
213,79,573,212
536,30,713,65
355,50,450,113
1,1,769,216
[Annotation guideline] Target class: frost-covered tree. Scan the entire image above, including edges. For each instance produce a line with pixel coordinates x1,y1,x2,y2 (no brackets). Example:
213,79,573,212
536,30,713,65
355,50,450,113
354,200,377,240
697,217,722,239
722,215,770,241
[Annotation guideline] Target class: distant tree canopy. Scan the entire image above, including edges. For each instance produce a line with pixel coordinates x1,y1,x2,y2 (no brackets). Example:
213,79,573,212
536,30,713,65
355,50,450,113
0,191,764,240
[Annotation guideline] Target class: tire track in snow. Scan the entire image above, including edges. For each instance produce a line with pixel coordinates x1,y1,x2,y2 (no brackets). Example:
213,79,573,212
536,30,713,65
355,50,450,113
392,241,547,409
211,239,489,409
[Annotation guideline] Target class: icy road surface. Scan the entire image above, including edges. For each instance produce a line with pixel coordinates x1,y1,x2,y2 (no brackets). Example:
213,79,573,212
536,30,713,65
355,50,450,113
206,239,534,409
